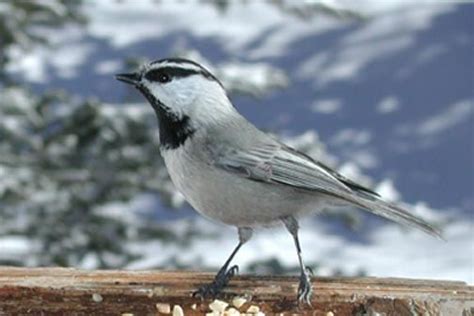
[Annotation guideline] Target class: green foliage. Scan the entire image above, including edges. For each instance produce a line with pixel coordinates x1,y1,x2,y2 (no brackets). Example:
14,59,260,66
0,0,84,79
0,87,183,267
0,1,360,271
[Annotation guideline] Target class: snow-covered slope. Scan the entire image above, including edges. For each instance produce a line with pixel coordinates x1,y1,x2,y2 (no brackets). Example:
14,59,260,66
3,1,472,283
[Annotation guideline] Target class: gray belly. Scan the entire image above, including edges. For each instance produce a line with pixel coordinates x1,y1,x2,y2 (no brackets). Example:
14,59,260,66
163,147,328,227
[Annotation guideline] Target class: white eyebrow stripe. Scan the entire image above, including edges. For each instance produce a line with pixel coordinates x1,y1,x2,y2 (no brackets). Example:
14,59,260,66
145,58,223,87
151,61,203,73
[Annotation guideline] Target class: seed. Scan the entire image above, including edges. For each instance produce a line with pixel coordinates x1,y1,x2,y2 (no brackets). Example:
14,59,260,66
246,305,260,313
172,305,184,316
209,299,229,313
156,303,171,314
92,293,103,303
232,296,247,309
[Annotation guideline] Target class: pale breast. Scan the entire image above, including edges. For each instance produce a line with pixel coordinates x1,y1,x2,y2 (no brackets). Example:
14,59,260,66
160,140,327,227
161,140,212,211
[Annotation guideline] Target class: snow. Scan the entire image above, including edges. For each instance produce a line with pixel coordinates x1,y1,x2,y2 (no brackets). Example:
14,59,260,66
297,4,453,87
84,1,286,52
376,96,400,114
330,129,372,147
49,43,95,79
5,46,48,83
5,25,89,83
317,35,414,87
311,99,342,114
1,0,471,284
375,179,401,202
4,1,454,87
330,219,472,282
217,62,289,96
0,236,37,265
416,100,473,137
394,99,474,149
94,59,122,75
350,150,379,169
125,211,473,284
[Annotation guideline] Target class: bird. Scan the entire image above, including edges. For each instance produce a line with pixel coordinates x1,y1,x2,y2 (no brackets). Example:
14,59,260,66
115,58,441,304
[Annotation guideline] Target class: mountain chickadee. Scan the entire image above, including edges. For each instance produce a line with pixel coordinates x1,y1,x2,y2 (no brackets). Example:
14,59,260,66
115,58,441,304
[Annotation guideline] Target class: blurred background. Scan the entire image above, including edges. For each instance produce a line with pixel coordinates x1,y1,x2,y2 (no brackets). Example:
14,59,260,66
0,1,472,283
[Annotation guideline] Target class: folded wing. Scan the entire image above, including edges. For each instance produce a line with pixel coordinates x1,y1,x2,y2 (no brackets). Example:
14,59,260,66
212,140,442,239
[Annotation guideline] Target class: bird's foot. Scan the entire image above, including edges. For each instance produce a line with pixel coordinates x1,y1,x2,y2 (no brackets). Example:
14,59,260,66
297,266,313,305
193,265,239,299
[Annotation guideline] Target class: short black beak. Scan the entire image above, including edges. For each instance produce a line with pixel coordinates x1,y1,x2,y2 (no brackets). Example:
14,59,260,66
115,72,141,85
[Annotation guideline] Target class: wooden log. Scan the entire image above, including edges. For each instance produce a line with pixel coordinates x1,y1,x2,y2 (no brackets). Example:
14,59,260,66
0,266,472,315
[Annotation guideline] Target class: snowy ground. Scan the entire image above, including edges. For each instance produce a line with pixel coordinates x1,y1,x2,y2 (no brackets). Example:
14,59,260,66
2,1,473,284
124,214,472,283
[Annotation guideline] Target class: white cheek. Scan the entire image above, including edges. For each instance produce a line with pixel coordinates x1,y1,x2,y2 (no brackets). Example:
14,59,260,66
144,82,185,115
168,79,198,108
145,82,165,102
144,77,236,126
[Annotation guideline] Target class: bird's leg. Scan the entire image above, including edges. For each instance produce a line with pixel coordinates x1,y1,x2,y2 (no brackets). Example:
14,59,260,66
193,227,252,299
282,216,313,305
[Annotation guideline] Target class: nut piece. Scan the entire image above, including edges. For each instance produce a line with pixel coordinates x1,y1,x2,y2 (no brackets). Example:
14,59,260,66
121,314,134,316
225,307,241,316
92,293,103,303
172,305,184,316
232,296,248,309
156,303,171,314
246,305,260,314
209,299,229,313
326,312,335,316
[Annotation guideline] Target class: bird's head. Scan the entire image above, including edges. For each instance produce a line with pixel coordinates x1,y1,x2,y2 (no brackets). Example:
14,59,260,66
115,58,235,128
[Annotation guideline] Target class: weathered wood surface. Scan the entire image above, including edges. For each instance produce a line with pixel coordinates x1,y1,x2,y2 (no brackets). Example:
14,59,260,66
0,266,472,315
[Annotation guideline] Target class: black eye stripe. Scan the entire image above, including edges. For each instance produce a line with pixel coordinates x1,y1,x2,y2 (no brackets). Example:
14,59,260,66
144,67,200,83
144,70,170,83
144,64,223,88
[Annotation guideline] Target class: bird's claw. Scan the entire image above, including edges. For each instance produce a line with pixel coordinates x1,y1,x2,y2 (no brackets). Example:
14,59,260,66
193,265,239,299
297,266,313,306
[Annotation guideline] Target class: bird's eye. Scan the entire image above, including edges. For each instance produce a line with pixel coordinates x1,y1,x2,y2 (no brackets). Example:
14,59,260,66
157,73,171,83
145,70,171,83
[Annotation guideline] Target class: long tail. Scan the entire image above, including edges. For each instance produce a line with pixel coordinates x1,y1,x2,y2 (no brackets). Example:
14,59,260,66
331,190,443,239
